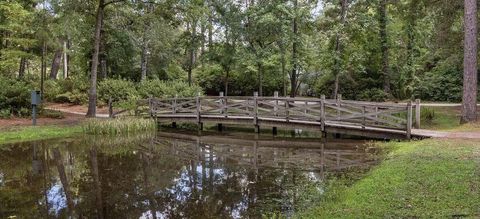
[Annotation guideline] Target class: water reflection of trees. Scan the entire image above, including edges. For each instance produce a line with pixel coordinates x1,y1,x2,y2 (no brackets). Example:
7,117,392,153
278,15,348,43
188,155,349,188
0,134,378,218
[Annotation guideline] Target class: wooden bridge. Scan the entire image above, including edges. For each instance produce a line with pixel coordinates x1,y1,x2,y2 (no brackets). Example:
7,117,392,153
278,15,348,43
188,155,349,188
140,92,421,140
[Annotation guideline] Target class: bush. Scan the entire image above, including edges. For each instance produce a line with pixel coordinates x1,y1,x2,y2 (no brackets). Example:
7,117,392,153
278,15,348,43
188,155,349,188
0,109,11,119
0,76,32,116
40,109,65,119
137,80,203,98
53,76,90,104
357,88,390,102
414,64,462,102
98,79,138,104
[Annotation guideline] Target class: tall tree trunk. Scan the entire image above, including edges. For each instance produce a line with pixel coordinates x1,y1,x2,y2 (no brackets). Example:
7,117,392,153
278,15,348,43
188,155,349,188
63,40,68,79
257,62,263,96
87,0,105,117
461,0,478,123
188,21,197,86
141,25,148,81
208,1,213,47
333,0,348,99
290,0,298,98
99,20,107,80
379,0,391,94
18,57,26,78
41,41,46,99
50,49,62,79
200,21,206,55
225,68,229,96
280,44,286,97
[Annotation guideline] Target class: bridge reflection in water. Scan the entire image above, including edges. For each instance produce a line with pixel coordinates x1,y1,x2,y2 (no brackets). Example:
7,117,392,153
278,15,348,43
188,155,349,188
0,132,380,219
155,132,380,176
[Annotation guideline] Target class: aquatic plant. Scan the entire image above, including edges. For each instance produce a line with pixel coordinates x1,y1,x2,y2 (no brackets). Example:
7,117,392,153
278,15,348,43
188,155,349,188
82,117,156,135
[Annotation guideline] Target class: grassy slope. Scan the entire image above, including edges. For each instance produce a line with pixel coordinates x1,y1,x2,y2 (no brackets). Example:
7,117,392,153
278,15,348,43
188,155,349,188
421,106,480,131
298,139,480,218
0,125,81,144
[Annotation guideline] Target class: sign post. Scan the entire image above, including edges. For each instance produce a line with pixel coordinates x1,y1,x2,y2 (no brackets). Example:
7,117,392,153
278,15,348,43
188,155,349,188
31,91,41,126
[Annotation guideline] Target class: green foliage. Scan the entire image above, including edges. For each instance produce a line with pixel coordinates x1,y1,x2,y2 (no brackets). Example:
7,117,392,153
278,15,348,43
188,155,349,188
0,109,11,119
44,77,90,104
0,76,32,115
137,79,203,98
357,88,389,102
414,64,463,102
98,79,139,104
82,118,156,135
40,109,65,119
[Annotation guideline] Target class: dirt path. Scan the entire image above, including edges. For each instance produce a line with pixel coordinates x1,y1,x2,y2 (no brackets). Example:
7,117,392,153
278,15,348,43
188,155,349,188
44,103,110,118
412,129,480,139
0,112,85,130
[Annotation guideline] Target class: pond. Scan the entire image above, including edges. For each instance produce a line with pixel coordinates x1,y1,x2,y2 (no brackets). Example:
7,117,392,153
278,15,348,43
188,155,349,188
0,131,380,218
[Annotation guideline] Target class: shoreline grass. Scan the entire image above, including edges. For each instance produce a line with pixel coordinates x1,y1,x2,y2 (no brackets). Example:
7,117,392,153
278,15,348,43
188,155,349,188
297,139,480,218
82,117,156,135
0,125,81,145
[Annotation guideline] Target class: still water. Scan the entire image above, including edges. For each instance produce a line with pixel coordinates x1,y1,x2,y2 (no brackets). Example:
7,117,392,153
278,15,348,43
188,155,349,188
0,131,380,218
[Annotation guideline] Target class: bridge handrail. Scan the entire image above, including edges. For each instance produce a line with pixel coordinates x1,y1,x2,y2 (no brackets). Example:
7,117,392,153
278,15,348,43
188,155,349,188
137,93,420,139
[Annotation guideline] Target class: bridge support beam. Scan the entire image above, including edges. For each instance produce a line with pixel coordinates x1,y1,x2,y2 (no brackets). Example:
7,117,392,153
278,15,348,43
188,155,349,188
272,127,278,136
198,122,203,131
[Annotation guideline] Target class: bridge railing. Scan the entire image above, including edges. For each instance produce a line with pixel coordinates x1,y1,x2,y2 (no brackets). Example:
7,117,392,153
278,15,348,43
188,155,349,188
141,92,420,138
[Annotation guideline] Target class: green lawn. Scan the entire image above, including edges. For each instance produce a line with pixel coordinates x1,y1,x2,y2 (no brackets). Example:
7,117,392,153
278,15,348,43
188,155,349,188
298,139,480,218
0,125,81,145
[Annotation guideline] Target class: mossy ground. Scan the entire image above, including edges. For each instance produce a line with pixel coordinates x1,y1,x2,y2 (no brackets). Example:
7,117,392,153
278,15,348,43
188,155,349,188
297,139,480,218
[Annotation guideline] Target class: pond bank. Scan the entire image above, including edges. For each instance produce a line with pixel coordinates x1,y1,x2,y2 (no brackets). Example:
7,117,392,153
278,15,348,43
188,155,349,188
0,125,81,144
297,139,480,218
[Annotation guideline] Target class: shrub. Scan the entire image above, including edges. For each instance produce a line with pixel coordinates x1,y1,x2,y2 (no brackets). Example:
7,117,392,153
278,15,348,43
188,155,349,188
357,88,390,102
414,64,462,102
98,79,138,104
53,76,90,104
40,109,65,119
0,76,32,115
0,109,11,119
137,80,203,98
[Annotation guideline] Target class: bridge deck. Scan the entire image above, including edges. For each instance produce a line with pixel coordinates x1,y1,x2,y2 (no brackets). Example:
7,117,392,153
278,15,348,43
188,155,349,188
140,94,421,140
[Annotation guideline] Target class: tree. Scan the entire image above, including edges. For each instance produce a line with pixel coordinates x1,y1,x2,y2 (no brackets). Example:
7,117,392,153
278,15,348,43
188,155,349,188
87,0,124,117
461,0,477,123
379,0,390,94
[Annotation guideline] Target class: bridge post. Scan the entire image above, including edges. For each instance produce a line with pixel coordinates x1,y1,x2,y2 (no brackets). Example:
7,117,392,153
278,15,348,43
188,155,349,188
172,95,177,114
285,97,290,122
415,99,421,129
320,95,326,132
274,91,278,117
336,94,342,119
219,92,224,115
273,91,279,136
406,101,412,139
218,92,224,131
362,105,366,129
196,92,202,131
254,92,259,133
